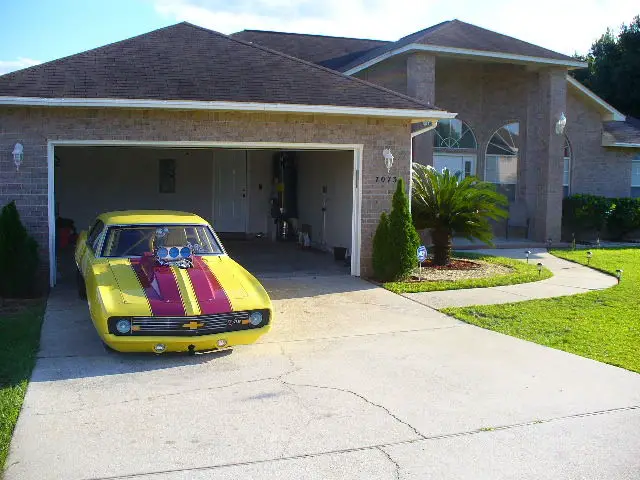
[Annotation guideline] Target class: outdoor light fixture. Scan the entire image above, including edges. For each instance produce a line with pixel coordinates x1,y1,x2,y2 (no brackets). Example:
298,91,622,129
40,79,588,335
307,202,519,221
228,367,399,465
596,236,601,249
383,147,394,173
525,250,531,263
555,112,567,135
587,251,593,265
537,262,543,276
12,143,23,171
616,269,623,283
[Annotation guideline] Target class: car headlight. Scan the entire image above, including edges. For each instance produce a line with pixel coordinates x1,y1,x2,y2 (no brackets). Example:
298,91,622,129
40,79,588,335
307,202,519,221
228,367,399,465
249,311,263,326
116,318,132,334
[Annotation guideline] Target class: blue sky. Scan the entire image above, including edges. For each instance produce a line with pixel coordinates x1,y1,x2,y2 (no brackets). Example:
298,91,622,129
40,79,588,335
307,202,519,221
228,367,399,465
1,0,638,74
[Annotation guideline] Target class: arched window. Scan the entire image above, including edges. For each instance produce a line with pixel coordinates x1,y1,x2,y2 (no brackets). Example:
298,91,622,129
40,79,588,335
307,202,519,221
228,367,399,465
563,136,572,197
485,122,519,202
432,119,477,179
434,119,477,149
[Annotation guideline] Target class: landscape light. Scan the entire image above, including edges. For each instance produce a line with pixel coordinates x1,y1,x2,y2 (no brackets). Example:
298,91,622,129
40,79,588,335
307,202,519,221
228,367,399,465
616,269,623,283
537,262,543,276
525,250,531,263
587,251,593,265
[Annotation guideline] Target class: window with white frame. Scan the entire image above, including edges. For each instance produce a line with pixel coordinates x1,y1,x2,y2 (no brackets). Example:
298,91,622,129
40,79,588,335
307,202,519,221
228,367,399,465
563,136,572,197
485,123,519,201
434,119,477,150
632,155,640,187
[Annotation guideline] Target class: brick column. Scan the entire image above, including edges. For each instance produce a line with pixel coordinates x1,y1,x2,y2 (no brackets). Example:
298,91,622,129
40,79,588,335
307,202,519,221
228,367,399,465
524,68,567,242
407,53,436,165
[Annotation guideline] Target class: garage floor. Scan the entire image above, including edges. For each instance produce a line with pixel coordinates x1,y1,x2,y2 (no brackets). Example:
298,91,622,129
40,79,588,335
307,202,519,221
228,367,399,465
221,238,350,278
6,276,640,479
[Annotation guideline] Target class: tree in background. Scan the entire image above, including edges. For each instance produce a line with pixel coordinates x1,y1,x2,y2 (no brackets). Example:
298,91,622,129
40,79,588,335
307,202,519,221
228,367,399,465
572,16,640,118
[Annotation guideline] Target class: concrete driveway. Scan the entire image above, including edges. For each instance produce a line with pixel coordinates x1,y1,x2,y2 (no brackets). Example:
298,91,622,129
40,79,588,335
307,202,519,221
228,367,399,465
5,275,640,479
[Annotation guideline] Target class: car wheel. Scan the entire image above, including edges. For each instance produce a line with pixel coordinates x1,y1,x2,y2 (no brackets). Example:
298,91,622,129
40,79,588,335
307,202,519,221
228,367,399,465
76,270,87,300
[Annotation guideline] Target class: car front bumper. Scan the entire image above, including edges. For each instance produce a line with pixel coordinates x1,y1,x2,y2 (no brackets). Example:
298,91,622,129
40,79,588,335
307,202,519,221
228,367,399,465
102,325,271,353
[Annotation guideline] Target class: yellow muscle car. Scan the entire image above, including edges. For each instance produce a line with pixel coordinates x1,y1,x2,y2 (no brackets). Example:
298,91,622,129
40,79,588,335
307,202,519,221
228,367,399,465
74,210,272,353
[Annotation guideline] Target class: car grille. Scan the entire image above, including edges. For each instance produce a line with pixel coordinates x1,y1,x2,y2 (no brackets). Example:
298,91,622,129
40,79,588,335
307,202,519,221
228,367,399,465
129,311,256,336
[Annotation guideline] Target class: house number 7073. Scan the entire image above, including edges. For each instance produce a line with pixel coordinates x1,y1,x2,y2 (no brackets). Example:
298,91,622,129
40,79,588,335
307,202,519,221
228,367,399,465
376,176,397,183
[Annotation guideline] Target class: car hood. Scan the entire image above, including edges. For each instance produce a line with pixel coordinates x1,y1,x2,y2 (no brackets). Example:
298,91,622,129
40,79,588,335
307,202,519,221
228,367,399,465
107,254,251,316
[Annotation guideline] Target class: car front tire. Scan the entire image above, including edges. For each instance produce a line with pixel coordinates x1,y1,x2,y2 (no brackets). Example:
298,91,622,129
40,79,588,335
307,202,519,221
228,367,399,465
76,269,87,300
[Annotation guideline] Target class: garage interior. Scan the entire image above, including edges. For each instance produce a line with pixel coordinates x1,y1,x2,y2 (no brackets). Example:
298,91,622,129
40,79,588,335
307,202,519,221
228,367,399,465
53,146,356,281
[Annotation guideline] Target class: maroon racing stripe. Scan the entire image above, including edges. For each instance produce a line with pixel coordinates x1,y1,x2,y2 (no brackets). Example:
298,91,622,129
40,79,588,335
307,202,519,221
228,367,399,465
130,256,186,316
187,256,232,314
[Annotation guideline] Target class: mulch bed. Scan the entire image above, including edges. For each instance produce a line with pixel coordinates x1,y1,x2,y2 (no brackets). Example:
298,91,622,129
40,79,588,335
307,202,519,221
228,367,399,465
419,259,481,270
406,257,513,282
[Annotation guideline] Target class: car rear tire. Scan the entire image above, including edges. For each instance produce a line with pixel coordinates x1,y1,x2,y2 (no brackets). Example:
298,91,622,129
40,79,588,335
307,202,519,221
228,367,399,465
76,270,87,300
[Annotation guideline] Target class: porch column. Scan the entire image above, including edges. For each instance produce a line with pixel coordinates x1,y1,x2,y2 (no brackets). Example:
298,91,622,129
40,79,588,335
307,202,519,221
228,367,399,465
407,53,436,166
525,68,567,242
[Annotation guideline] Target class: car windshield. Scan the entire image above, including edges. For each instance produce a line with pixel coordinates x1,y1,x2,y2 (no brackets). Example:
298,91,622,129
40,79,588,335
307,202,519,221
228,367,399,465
101,224,222,257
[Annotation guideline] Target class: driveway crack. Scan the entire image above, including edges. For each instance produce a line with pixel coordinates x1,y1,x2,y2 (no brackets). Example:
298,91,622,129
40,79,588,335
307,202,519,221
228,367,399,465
377,446,401,479
280,380,425,440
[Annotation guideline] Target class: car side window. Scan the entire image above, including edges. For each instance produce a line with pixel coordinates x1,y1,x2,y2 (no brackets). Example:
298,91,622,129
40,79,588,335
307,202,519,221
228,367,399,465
86,220,105,253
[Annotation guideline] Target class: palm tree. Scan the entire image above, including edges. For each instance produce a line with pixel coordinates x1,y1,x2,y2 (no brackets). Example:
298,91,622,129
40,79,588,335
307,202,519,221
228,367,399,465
411,164,508,265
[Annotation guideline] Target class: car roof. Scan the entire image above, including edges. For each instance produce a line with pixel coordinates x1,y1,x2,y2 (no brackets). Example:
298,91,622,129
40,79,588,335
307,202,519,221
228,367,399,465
97,210,210,226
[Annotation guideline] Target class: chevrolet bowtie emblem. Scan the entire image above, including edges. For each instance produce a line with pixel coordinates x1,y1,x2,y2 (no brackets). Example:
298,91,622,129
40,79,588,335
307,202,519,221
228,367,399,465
182,321,204,330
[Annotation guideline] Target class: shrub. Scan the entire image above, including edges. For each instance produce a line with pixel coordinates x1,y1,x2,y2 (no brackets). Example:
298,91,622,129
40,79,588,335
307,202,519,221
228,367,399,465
372,211,393,281
372,179,420,281
0,201,40,297
388,178,421,279
412,164,508,265
562,194,612,235
607,198,640,239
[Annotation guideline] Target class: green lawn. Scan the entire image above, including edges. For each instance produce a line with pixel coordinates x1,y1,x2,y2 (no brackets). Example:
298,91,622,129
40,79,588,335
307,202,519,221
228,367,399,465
0,301,45,470
443,248,640,373
384,252,552,293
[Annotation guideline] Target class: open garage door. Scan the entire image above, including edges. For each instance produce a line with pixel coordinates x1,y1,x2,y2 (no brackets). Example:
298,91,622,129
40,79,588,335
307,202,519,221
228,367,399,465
51,143,361,284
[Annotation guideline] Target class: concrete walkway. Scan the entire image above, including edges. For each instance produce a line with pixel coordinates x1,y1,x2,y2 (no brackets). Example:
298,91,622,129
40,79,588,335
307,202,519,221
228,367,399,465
404,248,618,309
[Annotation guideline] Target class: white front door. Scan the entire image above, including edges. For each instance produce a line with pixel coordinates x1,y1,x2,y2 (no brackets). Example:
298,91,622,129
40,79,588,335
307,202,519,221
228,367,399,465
213,150,247,232
433,154,476,179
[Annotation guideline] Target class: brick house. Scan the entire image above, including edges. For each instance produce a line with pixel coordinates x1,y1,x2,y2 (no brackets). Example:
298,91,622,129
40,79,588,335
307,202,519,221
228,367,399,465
1,20,638,285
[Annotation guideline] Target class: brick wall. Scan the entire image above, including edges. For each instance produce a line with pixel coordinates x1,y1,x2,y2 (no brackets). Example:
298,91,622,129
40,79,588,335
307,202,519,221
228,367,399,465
566,89,633,197
0,107,411,278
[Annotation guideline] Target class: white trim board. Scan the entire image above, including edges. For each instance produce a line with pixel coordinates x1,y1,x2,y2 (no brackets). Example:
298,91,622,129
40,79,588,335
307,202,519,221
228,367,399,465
48,140,363,287
567,76,626,122
0,96,455,123
343,43,587,76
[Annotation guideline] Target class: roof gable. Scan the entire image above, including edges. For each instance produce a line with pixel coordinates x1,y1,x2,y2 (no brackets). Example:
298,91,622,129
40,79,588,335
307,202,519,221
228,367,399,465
339,19,584,74
0,23,438,112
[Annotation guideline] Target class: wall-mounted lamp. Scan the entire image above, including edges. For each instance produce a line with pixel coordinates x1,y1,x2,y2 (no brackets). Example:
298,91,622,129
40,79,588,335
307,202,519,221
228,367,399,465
12,143,24,171
382,147,394,173
555,112,567,135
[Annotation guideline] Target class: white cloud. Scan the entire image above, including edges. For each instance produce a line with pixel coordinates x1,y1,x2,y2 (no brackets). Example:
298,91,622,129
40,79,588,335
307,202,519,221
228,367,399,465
0,57,41,75
152,0,639,55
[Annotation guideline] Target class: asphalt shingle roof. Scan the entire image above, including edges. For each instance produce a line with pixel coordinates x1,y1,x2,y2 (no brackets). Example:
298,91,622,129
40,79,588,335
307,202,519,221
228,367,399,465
603,118,640,146
231,30,389,70
236,20,578,73
0,22,437,111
